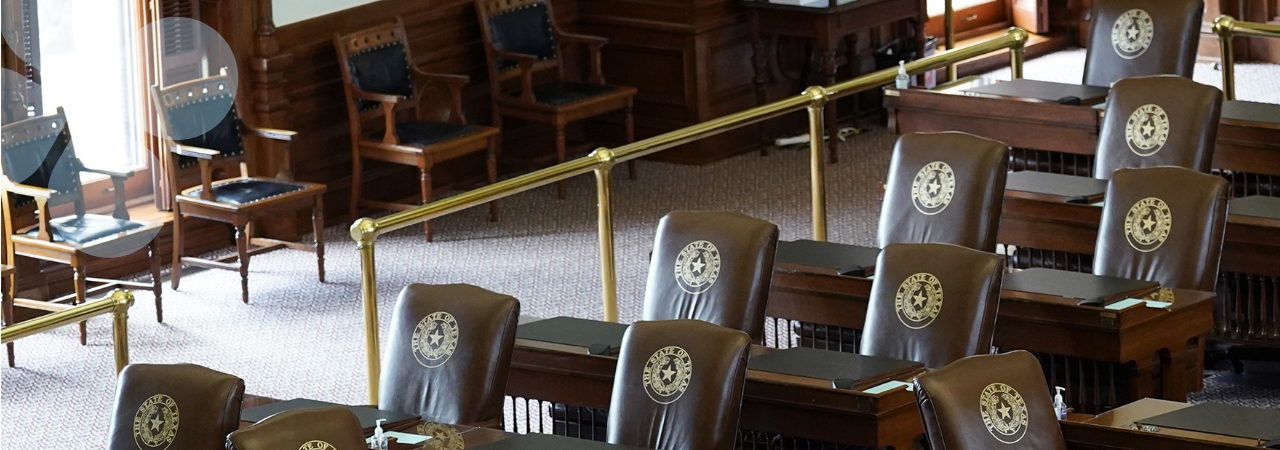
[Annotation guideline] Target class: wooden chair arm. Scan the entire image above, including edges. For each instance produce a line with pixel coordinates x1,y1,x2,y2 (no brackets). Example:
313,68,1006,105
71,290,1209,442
79,164,133,219
411,69,471,87
411,69,471,125
246,127,298,142
491,48,540,103
351,89,406,144
79,166,134,180
555,31,607,84
352,89,406,104
171,144,220,160
1,179,56,199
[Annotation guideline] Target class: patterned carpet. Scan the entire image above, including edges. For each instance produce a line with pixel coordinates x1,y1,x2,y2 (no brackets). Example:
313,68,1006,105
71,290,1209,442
3,49,1279,449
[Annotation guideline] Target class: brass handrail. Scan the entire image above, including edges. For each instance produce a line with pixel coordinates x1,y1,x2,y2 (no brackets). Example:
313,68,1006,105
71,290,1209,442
0,289,135,373
350,28,1028,402
1213,15,1280,101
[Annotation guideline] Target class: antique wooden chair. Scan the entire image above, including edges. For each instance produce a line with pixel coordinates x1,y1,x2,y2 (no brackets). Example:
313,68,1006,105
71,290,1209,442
474,0,638,199
1,107,162,353
153,71,326,304
2,264,14,366
334,19,500,242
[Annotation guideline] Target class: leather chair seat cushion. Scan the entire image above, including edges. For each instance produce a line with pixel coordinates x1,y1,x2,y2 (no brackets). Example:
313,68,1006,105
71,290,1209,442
347,43,415,112
374,121,482,147
528,81,620,106
25,214,145,246
186,179,307,205
488,3,557,72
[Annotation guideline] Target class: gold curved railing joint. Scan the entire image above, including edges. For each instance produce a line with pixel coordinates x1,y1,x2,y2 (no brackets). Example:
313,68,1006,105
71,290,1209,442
0,289,134,373
350,28,1029,403
1213,15,1280,101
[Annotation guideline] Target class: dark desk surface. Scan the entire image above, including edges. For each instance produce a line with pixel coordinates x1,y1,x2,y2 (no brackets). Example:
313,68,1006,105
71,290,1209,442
241,394,509,450
1062,398,1268,449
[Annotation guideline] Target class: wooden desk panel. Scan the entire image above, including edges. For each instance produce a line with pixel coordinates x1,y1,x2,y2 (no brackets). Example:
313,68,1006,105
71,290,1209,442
1062,398,1266,449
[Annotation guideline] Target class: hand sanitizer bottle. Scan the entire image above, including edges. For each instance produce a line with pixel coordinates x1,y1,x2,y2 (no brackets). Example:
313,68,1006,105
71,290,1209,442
373,418,388,450
1053,387,1068,420
895,60,910,89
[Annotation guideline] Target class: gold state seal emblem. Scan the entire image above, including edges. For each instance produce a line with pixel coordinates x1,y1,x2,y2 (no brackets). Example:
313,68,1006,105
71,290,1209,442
297,440,337,450
416,422,465,450
1111,9,1154,59
1125,104,1170,157
643,346,693,404
674,240,720,294
895,273,944,329
1124,197,1172,253
133,394,179,450
412,311,460,368
911,161,956,215
980,383,1029,444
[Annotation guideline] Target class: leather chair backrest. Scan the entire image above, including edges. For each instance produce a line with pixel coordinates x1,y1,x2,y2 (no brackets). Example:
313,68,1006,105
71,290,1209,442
105,363,245,450
153,73,245,168
1,107,83,208
226,406,366,450
1082,0,1204,87
861,243,1004,370
914,351,1067,450
878,132,1009,253
484,1,558,72
607,320,751,450
335,22,416,113
642,211,779,341
1095,76,1222,179
379,283,520,424
1094,166,1229,292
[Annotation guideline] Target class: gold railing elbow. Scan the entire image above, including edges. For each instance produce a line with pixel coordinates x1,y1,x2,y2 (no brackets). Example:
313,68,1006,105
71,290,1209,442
1008,27,1030,47
803,86,831,107
1213,15,1236,37
591,147,617,170
111,289,135,314
350,217,379,246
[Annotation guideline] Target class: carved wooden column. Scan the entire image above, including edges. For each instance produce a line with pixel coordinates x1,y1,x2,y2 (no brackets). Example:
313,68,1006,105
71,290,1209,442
249,0,299,238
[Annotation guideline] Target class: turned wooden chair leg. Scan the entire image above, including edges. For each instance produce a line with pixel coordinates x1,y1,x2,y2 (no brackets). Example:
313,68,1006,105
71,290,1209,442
313,195,326,283
171,204,184,290
488,135,500,223
625,101,637,180
420,165,434,242
235,223,250,304
555,126,567,199
350,154,363,224
149,241,162,322
3,273,14,367
73,264,87,345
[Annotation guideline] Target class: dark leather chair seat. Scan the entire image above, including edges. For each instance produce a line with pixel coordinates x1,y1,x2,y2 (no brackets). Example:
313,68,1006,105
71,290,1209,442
376,121,482,147
529,81,621,106
26,214,145,247
187,179,307,205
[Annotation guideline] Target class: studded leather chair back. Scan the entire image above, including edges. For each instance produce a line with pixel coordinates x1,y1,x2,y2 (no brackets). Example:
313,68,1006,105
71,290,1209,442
1094,166,1229,292
861,243,1004,370
1083,0,1204,87
1,107,83,211
477,0,559,73
105,363,245,450
379,284,520,424
334,20,417,114
914,351,1068,450
642,211,779,341
1095,76,1222,180
153,71,245,169
607,320,751,450
878,132,1009,253
227,406,367,450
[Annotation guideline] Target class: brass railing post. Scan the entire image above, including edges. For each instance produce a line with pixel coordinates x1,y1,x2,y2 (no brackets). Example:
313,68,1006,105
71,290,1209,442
1010,27,1028,79
945,0,957,81
592,148,619,322
804,86,831,241
111,289,134,374
351,218,382,404
1214,15,1237,101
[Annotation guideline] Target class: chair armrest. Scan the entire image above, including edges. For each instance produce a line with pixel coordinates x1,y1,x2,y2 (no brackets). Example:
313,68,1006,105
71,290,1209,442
554,31,607,84
171,144,220,160
411,68,471,87
1,179,55,199
491,49,540,103
411,69,471,125
352,89,406,104
79,166,135,179
247,127,297,142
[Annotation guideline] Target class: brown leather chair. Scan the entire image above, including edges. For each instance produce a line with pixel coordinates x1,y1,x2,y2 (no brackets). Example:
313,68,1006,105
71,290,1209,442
861,243,1004,370
227,406,366,450
1082,0,1204,87
105,363,244,450
378,284,519,425
1094,76,1222,180
878,132,1009,253
607,319,751,450
642,211,779,341
1094,166,1229,292
914,351,1067,450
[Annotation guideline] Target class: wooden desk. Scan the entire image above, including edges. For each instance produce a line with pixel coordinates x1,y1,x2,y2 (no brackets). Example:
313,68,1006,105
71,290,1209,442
884,86,1280,349
744,0,927,163
1061,398,1269,449
505,338,925,450
765,262,1217,413
240,394,509,450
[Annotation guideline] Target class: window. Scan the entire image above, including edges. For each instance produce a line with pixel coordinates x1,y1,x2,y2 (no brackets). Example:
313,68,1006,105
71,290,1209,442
35,0,145,172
